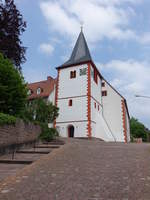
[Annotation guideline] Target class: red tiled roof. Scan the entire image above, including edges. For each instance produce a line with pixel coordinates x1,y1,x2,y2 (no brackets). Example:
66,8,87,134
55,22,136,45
27,76,57,100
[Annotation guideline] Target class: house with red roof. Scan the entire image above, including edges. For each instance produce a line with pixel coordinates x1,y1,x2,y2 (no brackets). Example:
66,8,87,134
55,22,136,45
27,76,56,104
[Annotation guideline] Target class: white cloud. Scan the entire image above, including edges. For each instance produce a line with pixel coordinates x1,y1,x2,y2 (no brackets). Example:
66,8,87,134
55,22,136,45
38,0,150,128
97,59,150,128
39,43,54,55
139,32,150,45
40,0,138,44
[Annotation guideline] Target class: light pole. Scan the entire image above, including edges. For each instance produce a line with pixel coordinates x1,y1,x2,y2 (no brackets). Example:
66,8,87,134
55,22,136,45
135,95,150,99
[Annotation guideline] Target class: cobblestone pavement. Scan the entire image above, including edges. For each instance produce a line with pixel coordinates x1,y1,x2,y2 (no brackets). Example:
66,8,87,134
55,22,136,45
0,147,52,182
0,139,150,200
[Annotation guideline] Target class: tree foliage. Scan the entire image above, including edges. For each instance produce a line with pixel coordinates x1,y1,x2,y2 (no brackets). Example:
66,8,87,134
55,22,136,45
0,53,27,115
39,126,59,142
0,0,26,70
22,98,59,142
130,117,150,142
23,98,59,124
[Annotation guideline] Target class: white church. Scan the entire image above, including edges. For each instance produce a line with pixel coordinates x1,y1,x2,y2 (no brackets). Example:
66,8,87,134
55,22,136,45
28,30,130,143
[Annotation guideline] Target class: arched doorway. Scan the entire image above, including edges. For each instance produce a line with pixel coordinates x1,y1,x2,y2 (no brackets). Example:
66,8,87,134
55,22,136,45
68,125,74,138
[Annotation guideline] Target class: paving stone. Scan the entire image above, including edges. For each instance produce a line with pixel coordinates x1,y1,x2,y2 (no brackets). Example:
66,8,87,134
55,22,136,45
0,139,150,199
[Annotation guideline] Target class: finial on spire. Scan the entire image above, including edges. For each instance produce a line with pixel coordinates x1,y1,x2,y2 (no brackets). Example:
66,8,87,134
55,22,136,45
80,21,84,32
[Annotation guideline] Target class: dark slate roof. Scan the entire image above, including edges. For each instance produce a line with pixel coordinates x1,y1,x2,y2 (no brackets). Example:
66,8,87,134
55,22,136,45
60,30,92,68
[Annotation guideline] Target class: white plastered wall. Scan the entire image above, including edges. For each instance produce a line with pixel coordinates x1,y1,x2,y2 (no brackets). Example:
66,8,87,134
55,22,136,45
90,65,115,141
56,122,87,138
102,81,125,142
56,64,88,138
58,64,87,98
91,96,115,141
57,96,87,122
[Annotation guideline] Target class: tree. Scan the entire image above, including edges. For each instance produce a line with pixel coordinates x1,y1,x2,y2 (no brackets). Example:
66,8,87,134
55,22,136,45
0,53,27,115
0,0,26,70
35,99,59,123
23,98,59,142
23,98,59,124
130,117,150,142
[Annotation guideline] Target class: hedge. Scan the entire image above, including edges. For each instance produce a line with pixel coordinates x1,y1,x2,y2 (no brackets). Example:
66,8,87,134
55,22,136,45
0,113,16,125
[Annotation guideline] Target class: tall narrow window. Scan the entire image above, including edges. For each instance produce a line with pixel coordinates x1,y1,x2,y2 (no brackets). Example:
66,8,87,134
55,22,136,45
94,69,98,84
69,99,73,106
102,91,107,96
70,71,76,79
94,102,96,108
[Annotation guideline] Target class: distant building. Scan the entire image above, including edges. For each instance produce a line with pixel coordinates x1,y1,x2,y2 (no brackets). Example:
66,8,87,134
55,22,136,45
27,30,130,142
27,76,56,104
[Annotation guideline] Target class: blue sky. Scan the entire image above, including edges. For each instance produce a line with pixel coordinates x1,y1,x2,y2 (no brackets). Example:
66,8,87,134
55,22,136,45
15,0,150,128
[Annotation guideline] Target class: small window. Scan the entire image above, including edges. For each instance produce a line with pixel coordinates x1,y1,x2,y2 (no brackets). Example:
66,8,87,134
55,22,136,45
37,88,41,95
94,102,96,108
27,89,32,95
98,105,100,111
102,91,107,96
94,69,98,84
101,82,105,87
69,99,72,106
70,71,76,79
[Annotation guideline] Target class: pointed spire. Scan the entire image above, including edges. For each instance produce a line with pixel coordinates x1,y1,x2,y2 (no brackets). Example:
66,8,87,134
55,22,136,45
61,30,92,67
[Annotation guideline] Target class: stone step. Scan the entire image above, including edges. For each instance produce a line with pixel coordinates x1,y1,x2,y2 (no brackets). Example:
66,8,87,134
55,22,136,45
16,150,50,154
35,145,60,149
0,160,33,164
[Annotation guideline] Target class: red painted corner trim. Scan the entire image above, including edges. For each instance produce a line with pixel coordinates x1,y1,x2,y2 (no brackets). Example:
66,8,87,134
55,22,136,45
54,69,60,128
87,63,92,138
121,99,127,143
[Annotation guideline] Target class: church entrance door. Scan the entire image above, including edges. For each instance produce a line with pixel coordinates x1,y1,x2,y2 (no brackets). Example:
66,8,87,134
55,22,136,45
68,125,74,138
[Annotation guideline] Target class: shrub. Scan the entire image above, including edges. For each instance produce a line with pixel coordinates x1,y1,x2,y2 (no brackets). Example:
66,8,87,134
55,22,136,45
0,112,16,125
40,124,59,142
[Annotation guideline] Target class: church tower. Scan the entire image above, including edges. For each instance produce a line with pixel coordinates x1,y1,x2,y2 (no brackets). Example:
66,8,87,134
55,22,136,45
54,30,94,138
54,30,130,142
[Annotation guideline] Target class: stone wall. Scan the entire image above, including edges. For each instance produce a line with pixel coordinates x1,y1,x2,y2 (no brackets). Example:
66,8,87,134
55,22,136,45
0,120,41,148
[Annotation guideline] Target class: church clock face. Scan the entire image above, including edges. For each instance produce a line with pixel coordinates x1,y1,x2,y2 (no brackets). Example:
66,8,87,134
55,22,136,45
80,67,87,76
